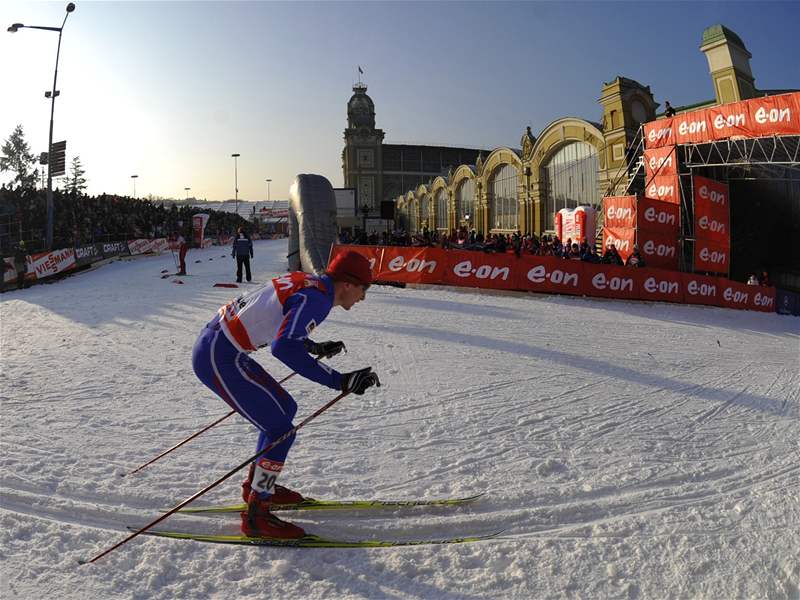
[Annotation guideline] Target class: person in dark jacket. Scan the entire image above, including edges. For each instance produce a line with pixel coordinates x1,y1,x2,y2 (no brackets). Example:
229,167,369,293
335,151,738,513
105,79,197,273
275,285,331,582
232,227,254,283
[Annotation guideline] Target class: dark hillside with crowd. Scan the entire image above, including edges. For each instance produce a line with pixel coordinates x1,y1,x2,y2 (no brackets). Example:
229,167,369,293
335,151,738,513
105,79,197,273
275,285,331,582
0,184,250,255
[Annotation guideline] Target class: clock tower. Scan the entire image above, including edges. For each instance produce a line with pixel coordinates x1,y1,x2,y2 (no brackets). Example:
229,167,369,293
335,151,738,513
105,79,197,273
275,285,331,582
343,82,384,214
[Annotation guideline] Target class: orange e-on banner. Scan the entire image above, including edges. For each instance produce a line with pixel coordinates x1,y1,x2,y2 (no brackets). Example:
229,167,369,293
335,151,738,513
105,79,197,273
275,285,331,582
377,246,445,284
637,196,680,236
694,238,730,274
645,174,681,205
643,146,678,179
681,272,723,307
440,250,519,290
517,255,587,296
644,118,676,149
638,230,680,271
644,92,800,148
602,196,637,229
637,269,685,304
602,226,636,262
746,92,800,137
693,176,730,246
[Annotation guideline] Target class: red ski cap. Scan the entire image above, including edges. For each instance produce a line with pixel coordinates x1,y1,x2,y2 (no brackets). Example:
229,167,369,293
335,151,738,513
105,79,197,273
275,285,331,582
326,251,372,287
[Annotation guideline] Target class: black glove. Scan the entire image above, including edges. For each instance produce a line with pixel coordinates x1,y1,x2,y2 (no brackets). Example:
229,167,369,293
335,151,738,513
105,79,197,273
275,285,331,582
304,339,346,359
341,367,381,395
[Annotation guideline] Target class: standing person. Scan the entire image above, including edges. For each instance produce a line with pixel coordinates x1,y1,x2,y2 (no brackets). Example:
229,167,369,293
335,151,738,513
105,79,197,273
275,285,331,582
13,241,28,290
232,227,253,283
192,250,380,538
176,233,188,276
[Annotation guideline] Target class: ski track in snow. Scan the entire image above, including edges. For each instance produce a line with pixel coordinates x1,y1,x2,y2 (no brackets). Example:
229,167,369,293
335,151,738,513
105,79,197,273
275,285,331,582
1,239,799,600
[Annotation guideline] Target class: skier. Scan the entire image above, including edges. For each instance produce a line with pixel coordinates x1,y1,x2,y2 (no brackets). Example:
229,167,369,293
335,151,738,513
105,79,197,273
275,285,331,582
191,250,381,538
232,227,253,283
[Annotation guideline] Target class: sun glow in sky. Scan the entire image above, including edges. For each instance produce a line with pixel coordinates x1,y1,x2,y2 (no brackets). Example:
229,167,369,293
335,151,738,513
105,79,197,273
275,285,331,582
1,1,798,202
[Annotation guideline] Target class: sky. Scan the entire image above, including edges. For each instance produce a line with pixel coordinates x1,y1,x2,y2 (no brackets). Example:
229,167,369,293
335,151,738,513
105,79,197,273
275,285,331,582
1,1,798,202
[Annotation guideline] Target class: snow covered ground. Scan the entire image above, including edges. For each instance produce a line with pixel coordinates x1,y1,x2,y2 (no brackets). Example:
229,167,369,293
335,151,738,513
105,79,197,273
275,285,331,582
1,238,798,600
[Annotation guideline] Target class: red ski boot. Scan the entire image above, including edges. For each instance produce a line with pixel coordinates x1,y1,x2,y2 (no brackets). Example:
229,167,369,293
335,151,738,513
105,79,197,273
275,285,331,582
241,491,306,539
241,463,307,505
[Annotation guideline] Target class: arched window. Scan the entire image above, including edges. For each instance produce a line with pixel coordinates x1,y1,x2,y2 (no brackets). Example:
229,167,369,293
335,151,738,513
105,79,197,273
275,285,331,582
489,164,519,231
436,188,448,230
419,195,430,230
541,141,600,231
457,179,475,227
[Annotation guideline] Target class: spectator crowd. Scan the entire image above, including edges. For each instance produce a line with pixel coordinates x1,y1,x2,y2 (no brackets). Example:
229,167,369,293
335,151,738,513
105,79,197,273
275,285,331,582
0,183,251,255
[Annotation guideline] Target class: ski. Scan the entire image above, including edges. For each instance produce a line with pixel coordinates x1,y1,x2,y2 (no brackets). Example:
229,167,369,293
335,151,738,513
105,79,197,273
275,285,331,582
177,493,484,514
132,527,502,548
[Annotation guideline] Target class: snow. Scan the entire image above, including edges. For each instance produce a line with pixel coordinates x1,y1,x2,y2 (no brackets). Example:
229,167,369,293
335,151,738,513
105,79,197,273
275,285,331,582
1,238,799,600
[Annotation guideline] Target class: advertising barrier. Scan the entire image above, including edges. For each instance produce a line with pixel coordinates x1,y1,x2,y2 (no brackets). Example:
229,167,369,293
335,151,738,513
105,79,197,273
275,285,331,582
74,244,104,267
330,245,778,313
29,248,76,280
776,289,800,316
102,241,130,258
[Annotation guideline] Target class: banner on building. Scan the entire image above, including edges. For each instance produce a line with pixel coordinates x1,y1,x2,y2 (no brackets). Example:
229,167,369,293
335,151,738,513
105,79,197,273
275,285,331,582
644,91,800,148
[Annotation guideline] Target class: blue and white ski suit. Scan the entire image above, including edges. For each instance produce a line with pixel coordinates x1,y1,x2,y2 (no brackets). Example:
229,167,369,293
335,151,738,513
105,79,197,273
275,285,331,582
192,272,344,494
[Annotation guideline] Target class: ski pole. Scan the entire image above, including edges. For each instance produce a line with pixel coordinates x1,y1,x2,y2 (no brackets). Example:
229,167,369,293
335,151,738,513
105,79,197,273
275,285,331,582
123,370,299,477
82,389,352,564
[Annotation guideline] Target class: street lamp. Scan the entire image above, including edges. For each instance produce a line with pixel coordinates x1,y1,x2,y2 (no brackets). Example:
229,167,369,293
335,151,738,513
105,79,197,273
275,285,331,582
8,2,76,250
231,153,240,216
184,187,191,201
131,174,138,198
266,178,272,204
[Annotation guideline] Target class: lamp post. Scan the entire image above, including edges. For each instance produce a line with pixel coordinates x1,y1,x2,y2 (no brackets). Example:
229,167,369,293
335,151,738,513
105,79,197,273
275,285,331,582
131,174,138,199
8,2,76,250
184,187,191,201
231,153,240,217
